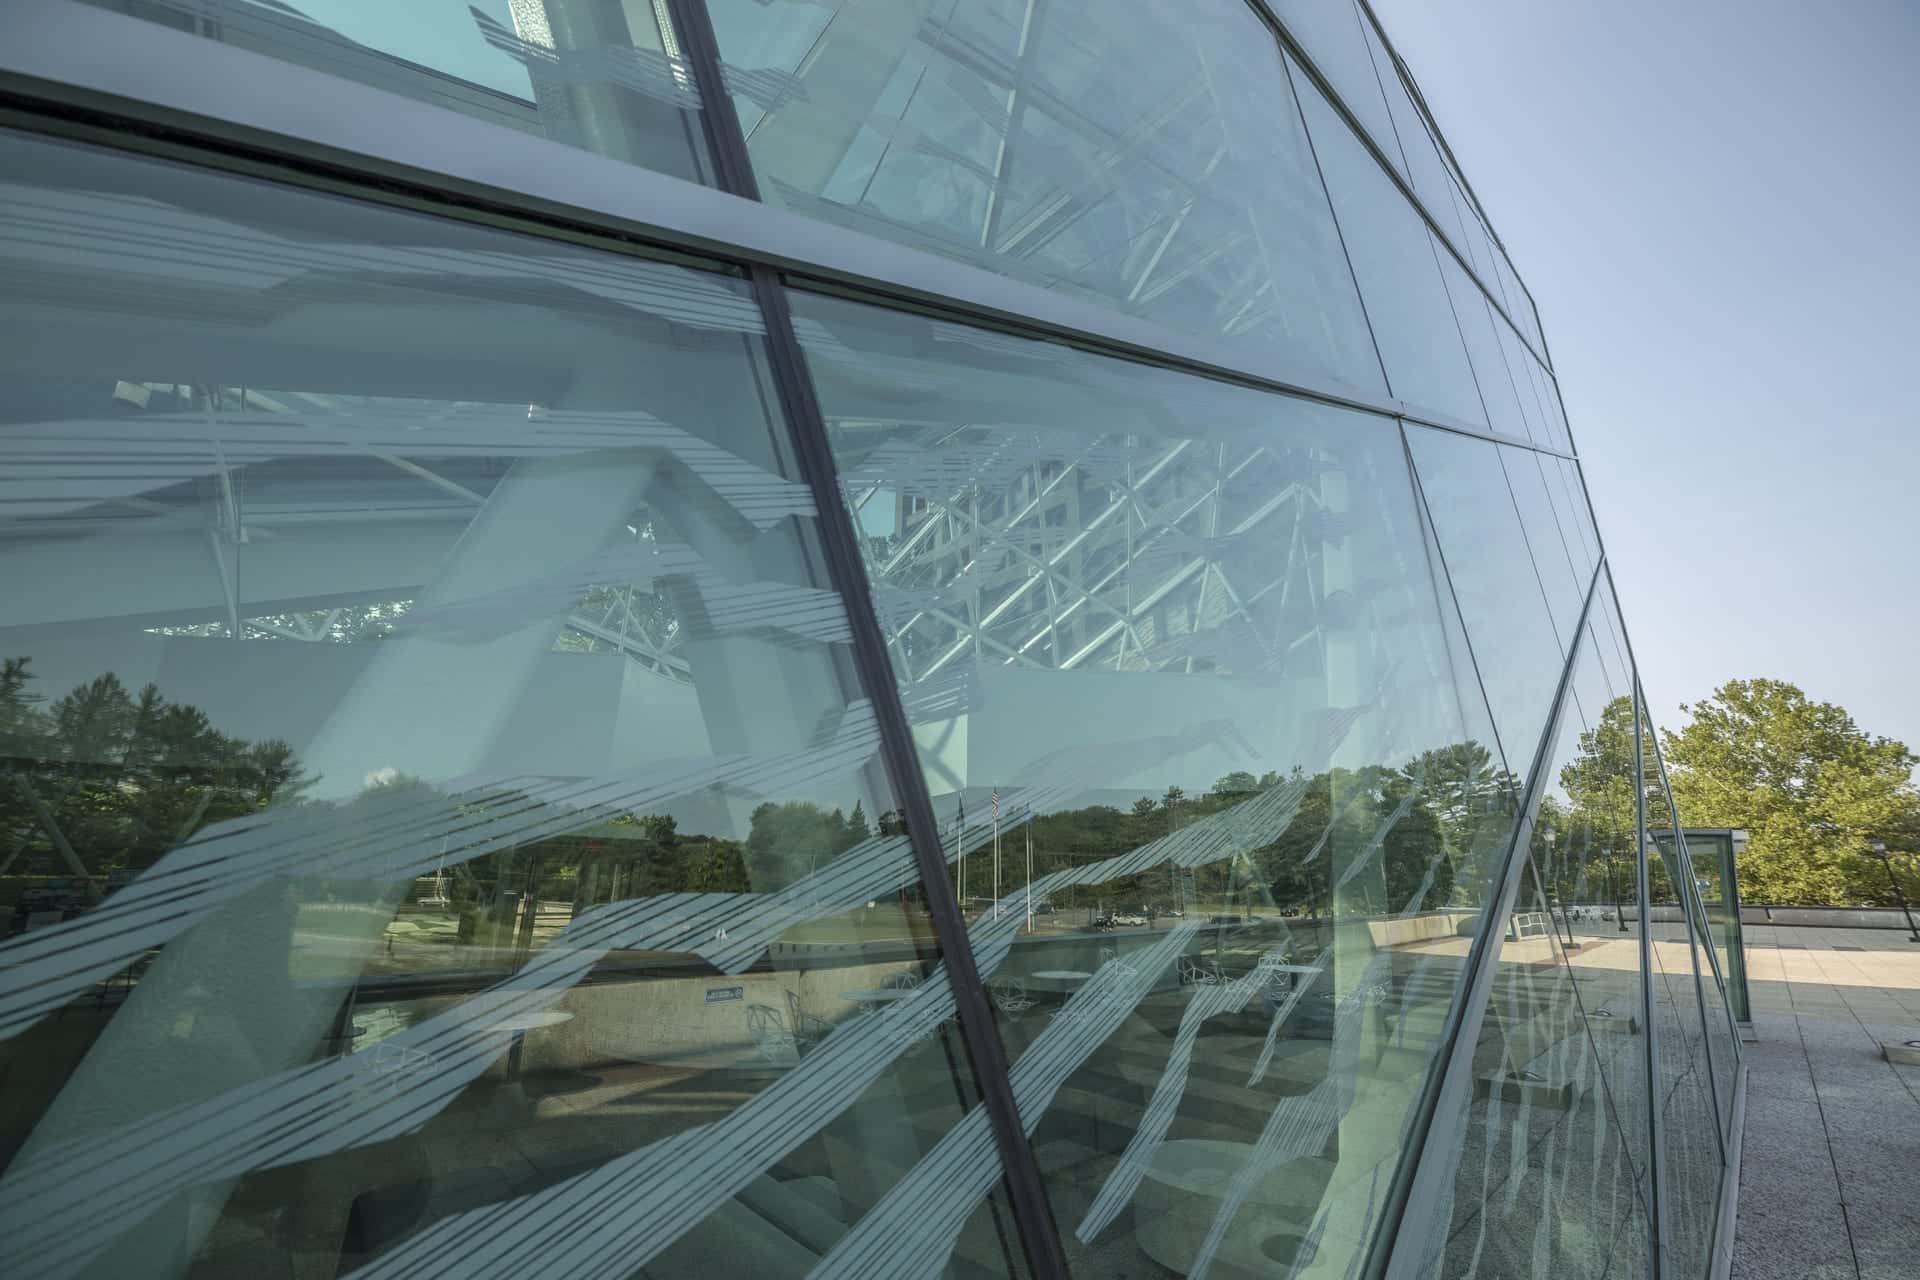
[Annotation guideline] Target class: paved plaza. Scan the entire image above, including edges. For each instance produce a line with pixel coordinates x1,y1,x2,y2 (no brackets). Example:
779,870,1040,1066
1732,925,1920,1280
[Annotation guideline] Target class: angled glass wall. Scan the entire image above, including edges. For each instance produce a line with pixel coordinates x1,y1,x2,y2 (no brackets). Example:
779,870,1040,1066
794,288,1524,1280
1391,613,1654,1280
1403,427,1566,779
708,0,1385,393
0,2,1740,1279
0,129,1030,1280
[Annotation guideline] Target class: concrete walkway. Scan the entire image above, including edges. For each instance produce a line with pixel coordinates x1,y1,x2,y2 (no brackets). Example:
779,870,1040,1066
1732,925,1920,1280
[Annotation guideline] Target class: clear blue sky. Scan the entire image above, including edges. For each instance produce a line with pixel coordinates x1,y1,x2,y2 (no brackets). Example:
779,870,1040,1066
1375,0,1920,753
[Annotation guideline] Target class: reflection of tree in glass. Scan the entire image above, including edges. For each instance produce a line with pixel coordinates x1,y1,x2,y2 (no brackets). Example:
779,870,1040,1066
746,800,872,890
0,658,308,878
144,600,414,643
1547,694,1656,906
937,744,1512,920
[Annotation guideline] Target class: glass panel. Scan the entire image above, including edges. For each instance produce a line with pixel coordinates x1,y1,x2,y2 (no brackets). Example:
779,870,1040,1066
1447,183,1502,319
1436,243,1528,444
1496,446,1587,653
1651,824,1740,1140
1518,353,1563,454
1359,13,1469,254
1541,616,1651,1183
1494,314,1549,447
1674,832,1743,1103
1496,252,1545,360
793,288,1528,1280
1293,61,1484,425
1535,365,1574,454
1538,455,1597,586
1556,460,1604,576
81,0,713,184
1639,701,1724,1279
1271,0,1405,180
1398,696,1652,1279
706,0,1385,392
0,130,1029,1280
1405,427,1566,785
1687,833,1750,1024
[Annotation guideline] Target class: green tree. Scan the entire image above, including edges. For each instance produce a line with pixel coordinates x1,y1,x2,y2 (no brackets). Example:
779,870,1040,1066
1558,694,1645,908
1664,679,1920,905
684,839,751,893
1210,771,1260,798
744,800,865,889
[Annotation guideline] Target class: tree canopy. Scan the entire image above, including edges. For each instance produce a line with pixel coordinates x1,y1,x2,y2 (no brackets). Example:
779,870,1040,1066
1663,678,1920,905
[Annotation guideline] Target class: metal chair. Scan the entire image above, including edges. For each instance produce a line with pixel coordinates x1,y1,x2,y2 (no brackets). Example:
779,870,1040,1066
1180,955,1224,987
784,989,832,1053
746,1004,799,1065
991,977,1034,1016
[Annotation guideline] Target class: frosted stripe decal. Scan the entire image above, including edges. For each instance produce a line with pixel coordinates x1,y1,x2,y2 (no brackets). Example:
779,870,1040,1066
1076,946,1290,1241
310,765,1322,1280
14,703,1359,1278
0,407,813,527
403,542,851,644
0,830,945,1277
806,745,1367,1280
0,183,766,332
0,703,880,1040
1185,963,1384,1280
814,926,1206,1280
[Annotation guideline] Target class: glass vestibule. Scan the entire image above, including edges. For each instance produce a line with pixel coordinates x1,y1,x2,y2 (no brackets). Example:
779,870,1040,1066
1657,830,1752,1027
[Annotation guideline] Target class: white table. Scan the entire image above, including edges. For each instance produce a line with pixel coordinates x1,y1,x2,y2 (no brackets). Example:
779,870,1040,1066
1135,1138,1331,1275
485,1010,576,1115
1032,969,1093,981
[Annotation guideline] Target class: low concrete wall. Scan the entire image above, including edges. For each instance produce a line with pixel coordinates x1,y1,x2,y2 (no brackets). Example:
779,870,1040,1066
1738,905,1920,930
1367,911,1477,948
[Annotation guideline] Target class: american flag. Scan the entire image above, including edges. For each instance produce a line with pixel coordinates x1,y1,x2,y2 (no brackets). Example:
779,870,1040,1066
991,789,999,820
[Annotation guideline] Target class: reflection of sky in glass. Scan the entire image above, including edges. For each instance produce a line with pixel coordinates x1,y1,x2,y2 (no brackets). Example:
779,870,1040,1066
298,0,532,98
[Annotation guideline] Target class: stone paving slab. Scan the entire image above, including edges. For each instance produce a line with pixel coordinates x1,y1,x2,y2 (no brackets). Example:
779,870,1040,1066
1732,925,1920,1280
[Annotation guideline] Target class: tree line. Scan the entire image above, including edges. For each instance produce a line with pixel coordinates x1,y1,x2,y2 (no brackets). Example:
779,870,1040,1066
3,654,1910,912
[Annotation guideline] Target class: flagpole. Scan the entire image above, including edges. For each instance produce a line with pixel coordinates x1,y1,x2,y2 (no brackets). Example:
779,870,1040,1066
956,794,966,919
992,789,1000,921
1025,806,1034,933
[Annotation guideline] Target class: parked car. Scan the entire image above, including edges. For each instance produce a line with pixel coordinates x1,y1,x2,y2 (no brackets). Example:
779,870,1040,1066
1112,911,1149,926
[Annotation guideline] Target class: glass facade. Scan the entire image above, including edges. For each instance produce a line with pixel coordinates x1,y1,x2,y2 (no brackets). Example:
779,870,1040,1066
0,3,1740,1279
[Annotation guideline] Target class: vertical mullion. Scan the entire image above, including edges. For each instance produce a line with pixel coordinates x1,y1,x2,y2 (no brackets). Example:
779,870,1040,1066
1375,552,1601,1280
1632,650,1670,1280
662,2,1071,1276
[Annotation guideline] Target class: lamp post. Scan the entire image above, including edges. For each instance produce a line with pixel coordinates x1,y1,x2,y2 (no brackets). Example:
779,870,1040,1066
1605,840,1630,933
1869,839,1920,943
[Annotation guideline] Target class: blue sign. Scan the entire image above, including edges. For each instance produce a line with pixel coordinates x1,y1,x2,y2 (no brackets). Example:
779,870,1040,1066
705,986,745,1004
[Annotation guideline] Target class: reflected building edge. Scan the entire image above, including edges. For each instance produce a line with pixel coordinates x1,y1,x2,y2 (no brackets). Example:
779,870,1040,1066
0,3,1736,1279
